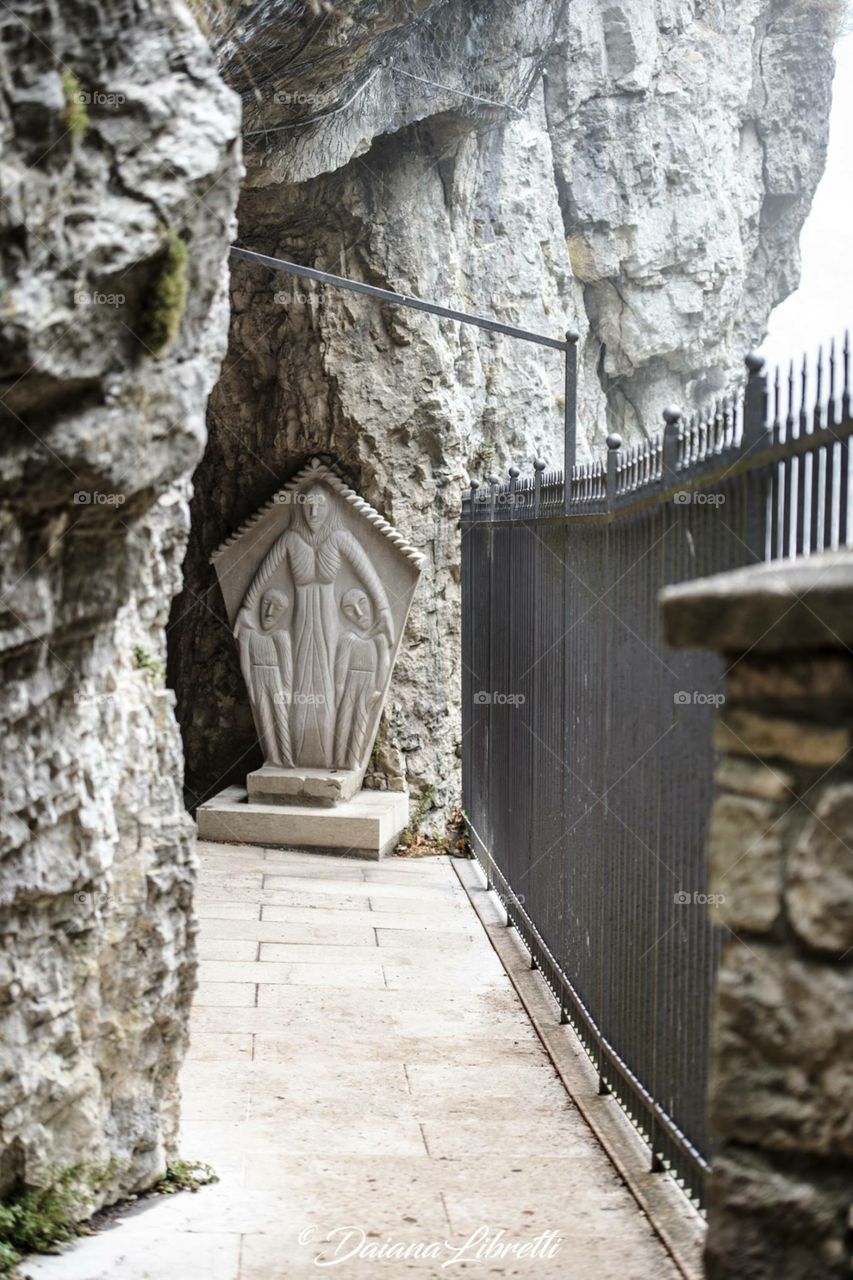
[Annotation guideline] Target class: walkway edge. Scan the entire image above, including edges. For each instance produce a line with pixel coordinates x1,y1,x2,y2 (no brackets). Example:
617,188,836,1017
451,855,706,1280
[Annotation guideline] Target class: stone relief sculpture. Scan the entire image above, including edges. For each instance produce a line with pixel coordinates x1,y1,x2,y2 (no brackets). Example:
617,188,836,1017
204,458,423,845
230,477,400,775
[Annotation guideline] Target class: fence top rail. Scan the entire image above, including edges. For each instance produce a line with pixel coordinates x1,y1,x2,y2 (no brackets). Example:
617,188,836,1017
462,339,853,525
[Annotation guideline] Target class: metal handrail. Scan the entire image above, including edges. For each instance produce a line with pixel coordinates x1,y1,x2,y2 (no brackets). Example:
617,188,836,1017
230,243,581,500
230,245,572,352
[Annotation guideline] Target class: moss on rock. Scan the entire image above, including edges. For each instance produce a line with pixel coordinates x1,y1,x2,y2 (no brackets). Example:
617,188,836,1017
137,229,189,356
0,1163,117,1275
61,69,89,138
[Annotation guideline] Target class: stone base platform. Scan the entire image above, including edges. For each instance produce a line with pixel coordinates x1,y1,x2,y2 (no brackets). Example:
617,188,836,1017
246,765,361,807
196,785,409,860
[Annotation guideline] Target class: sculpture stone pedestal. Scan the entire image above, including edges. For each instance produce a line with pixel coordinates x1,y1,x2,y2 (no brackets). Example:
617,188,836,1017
196,785,409,860
247,765,361,807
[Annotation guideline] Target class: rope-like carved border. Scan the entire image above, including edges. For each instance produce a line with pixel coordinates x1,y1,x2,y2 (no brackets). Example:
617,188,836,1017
210,456,425,569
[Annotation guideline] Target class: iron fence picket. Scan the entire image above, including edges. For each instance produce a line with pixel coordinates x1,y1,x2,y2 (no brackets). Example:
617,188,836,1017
460,344,851,1206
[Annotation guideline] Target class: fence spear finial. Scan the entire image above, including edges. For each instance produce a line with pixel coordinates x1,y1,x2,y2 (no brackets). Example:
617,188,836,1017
662,407,682,484
744,352,769,447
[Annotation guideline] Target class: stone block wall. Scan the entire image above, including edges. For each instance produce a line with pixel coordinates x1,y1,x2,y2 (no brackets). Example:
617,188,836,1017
662,553,853,1279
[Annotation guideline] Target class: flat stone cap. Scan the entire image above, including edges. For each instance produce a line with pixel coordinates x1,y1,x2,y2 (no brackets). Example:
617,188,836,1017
661,551,853,654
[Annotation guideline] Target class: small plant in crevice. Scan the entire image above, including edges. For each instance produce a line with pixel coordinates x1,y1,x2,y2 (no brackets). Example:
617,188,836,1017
396,795,472,859
398,783,434,847
470,436,497,478
369,732,384,772
0,1162,117,1275
151,1161,219,1195
136,227,189,357
0,1159,218,1274
61,70,89,139
133,644,165,681
447,806,472,856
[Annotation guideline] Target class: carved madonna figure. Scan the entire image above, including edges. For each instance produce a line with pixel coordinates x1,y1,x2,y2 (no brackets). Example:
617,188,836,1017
210,459,423,790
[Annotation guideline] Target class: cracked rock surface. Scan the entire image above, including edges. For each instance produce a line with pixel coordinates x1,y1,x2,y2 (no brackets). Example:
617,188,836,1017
0,0,240,1206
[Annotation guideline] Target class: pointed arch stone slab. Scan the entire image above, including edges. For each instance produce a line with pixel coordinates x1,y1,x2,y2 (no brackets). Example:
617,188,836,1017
209,457,424,805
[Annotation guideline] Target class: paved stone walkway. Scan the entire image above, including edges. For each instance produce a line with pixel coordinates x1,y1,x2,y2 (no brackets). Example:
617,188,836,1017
27,843,679,1279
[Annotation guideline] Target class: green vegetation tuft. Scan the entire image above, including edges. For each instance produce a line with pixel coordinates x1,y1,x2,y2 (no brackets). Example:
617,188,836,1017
399,784,435,846
0,1163,115,1275
0,1160,217,1274
137,229,189,357
397,802,471,859
61,70,90,139
153,1161,219,1195
470,437,497,477
369,732,384,771
133,644,165,681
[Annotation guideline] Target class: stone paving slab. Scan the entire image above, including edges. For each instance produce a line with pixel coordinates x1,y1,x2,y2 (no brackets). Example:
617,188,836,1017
258,902,476,931
195,901,262,921
195,982,259,1007
260,875,459,900
199,916,378,946
24,848,679,1280
198,938,261,961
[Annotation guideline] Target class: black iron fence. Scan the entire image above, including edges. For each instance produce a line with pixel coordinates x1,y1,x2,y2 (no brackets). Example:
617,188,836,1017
461,339,852,1204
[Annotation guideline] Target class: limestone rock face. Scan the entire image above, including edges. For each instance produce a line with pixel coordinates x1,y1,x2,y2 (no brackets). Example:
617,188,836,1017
0,1,240,1206
545,0,835,433
172,0,833,814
